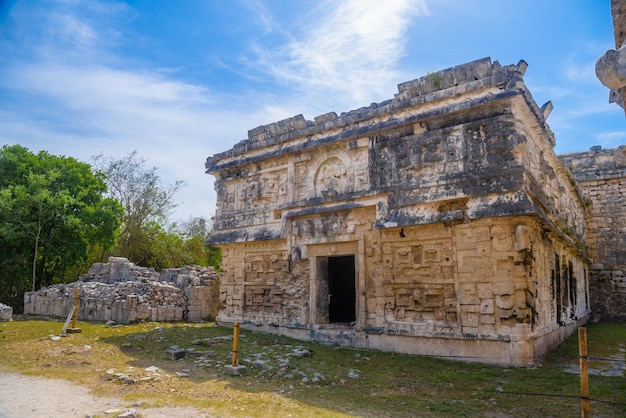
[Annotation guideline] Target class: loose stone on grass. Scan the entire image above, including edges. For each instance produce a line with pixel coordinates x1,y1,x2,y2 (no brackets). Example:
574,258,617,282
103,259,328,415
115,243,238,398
167,346,186,360
223,364,247,376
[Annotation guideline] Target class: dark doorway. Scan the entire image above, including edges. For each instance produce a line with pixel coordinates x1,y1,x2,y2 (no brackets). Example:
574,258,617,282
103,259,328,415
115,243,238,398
328,255,356,323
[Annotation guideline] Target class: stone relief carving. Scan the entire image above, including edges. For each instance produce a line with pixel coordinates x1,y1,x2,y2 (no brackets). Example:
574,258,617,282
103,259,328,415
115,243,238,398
292,213,350,238
219,169,288,213
384,284,456,324
315,157,347,197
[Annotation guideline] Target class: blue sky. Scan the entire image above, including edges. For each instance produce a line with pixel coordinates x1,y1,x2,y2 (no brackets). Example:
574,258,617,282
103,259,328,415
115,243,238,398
0,0,623,222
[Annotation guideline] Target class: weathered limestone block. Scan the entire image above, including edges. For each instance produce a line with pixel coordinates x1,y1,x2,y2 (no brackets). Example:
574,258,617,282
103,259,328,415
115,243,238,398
167,346,186,360
0,303,12,321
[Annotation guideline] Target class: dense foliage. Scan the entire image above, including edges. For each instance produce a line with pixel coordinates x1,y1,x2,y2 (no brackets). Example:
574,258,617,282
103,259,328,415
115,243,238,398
121,220,220,271
0,146,220,311
0,145,122,310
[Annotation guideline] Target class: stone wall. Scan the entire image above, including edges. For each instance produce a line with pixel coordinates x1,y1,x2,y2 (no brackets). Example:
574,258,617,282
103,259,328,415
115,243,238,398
0,303,12,321
24,257,220,324
206,57,590,365
561,145,626,319
589,266,626,320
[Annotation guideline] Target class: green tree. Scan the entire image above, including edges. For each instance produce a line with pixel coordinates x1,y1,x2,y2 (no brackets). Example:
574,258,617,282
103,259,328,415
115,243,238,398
0,145,121,310
92,151,184,265
178,216,221,269
111,220,220,271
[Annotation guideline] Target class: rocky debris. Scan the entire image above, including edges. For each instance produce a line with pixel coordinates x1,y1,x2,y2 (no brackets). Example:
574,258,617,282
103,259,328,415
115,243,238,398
167,346,187,360
251,359,272,371
182,338,339,386
94,330,371,392
288,348,312,358
24,257,219,324
192,335,233,346
223,364,247,376
312,372,326,382
0,303,12,321
104,369,137,385
104,366,167,385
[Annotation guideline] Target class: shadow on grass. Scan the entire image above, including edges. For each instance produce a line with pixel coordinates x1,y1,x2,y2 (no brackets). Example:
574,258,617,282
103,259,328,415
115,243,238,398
95,321,626,417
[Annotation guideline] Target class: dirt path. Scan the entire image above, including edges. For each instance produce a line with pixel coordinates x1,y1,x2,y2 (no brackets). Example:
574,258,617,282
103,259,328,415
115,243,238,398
0,372,210,418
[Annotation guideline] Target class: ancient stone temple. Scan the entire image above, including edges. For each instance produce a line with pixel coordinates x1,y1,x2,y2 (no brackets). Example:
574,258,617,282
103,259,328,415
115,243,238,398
205,57,592,366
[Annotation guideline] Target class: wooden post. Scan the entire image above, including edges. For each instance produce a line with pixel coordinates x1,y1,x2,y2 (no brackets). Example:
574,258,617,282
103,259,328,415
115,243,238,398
67,288,82,334
223,321,246,375
578,327,590,418
71,288,79,328
60,306,75,336
231,322,240,366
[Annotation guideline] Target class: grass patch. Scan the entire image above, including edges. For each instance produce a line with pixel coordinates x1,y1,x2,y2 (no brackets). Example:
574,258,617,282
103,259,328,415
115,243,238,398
1,318,625,417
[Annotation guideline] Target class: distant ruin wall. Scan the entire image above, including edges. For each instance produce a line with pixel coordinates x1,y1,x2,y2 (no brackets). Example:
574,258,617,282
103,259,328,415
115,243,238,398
589,265,626,321
24,257,220,324
561,145,626,319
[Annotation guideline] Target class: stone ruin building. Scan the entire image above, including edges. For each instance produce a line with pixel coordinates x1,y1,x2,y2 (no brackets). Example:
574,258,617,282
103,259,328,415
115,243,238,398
560,146,626,320
205,57,626,366
24,257,219,324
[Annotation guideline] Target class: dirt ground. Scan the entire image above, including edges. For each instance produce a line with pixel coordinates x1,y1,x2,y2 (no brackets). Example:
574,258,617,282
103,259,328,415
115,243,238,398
0,372,211,418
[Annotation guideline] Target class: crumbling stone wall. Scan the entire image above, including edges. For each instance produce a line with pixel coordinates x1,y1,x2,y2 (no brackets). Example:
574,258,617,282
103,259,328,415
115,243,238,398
561,145,626,319
0,303,12,321
206,57,590,365
24,257,220,324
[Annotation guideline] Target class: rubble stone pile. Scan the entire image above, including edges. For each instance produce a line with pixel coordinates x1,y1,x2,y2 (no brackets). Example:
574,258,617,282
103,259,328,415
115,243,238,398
24,257,219,324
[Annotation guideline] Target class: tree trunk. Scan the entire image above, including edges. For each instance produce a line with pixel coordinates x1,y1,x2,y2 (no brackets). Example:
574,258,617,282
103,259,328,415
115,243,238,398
32,202,43,292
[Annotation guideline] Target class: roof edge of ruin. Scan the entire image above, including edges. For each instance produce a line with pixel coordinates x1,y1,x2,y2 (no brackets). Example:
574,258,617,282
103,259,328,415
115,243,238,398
205,57,529,172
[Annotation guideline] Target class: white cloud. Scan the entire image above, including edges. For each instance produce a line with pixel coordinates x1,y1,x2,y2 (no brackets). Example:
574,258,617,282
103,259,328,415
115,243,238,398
596,130,626,145
253,0,429,107
247,0,275,35
55,13,97,47
0,0,246,221
0,59,240,220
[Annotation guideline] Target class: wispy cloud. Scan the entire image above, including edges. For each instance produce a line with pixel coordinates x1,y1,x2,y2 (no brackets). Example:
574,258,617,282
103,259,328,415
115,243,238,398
252,0,429,108
0,58,240,219
562,41,609,85
596,130,626,145
0,0,246,220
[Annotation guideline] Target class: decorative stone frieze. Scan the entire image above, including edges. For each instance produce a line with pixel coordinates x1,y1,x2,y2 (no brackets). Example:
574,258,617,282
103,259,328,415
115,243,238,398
205,57,592,366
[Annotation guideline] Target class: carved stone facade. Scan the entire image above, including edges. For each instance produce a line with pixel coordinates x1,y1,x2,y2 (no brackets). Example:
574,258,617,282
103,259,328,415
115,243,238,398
205,58,592,365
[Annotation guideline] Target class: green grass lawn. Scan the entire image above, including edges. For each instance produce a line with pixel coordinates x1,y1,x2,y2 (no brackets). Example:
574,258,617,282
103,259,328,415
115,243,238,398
1,318,625,417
